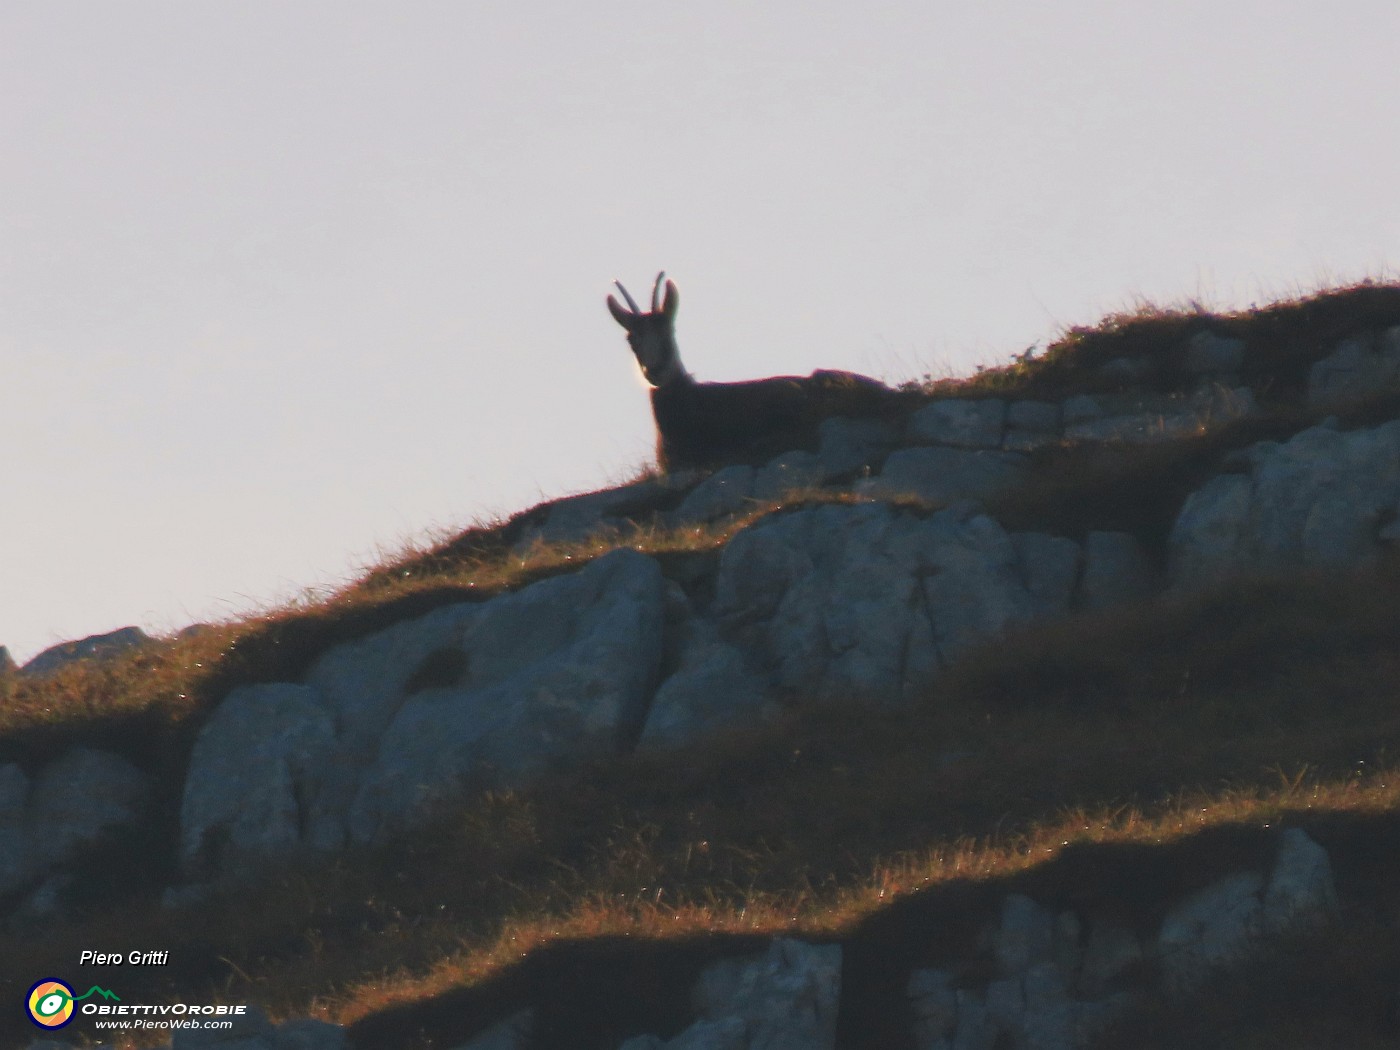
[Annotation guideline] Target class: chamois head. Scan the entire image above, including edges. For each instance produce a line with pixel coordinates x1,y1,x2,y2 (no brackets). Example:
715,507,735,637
607,272,687,387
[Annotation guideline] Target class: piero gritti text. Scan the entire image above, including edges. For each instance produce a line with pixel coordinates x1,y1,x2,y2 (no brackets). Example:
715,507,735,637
80,950,170,966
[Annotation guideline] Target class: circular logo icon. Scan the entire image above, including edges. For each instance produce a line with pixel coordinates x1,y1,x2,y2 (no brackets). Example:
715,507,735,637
27,979,75,1029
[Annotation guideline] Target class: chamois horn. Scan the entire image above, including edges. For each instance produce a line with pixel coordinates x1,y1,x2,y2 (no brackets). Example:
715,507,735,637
613,280,641,313
651,271,667,312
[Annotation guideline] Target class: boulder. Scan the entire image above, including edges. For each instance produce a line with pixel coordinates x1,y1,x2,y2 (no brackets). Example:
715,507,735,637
1077,920,1143,997
1156,871,1263,992
618,1018,745,1050
637,620,777,751
270,1019,348,1050
180,550,667,861
26,749,150,870
753,450,826,501
1061,395,1104,426
995,894,1055,976
1006,400,1062,434
907,968,958,1049
817,416,900,476
447,1011,532,1050
1165,473,1252,584
512,472,699,549
668,466,758,528
1064,387,1255,444
1003,401,1063,452
690,938,842,1050
22,627,150,677
180,683,339,871
1011,534,1082,617
1307,328,1400,408
858,447,1029,505
1262,828,1338,936
345,549,665,842
713,502,1034,706
1169,419,1400,585
907,399,1007,450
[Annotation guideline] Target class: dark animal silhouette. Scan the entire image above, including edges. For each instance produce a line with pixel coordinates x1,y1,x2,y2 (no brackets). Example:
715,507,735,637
607,273,901,471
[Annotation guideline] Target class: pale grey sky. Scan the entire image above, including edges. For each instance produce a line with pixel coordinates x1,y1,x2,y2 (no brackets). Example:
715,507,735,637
3,1,1397,664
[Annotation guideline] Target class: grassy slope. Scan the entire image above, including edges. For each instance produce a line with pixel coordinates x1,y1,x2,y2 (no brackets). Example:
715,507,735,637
3,283,1400,1049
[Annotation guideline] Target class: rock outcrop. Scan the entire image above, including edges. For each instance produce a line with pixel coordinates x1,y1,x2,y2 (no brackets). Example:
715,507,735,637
1,749,150,912
904,828,1338,1050
179,549,665,871
1169,418,1400,584
12,310,1400,1050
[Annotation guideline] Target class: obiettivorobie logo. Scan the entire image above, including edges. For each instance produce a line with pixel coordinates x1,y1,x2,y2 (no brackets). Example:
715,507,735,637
25,977,250,1032
27,979,119,1029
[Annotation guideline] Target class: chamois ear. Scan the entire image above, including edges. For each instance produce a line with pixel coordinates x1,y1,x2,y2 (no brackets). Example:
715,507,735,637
606,294,634,329
661,279,679,319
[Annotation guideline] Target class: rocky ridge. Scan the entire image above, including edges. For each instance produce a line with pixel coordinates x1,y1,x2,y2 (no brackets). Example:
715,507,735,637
8,290,1400,1049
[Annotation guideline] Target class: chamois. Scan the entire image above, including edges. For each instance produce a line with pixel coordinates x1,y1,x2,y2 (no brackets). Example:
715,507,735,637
607,273,901,471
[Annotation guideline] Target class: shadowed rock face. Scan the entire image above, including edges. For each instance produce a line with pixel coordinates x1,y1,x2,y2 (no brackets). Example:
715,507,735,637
1169,418,1400,584
179,549,666,870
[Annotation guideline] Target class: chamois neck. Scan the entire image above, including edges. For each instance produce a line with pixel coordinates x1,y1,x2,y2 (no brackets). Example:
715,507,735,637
648,352,694,389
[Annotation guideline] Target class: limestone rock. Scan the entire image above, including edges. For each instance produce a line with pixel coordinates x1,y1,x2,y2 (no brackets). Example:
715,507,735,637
668,466,758,527
1262,828,1338,936
267,1020,347,1050
713,502,1034,706
1169,419,1400,584
618,1018,745,1050
1011,533,1082,618
637,619,776,751
1165,473,1252,584
908,399,1007,449
346,549,665,842
180,683,338,872
1156,871,1263,992
753,450,826,501
514,473,699,549
1077,920,1143,997
1064,387,1254,444
1003,401,1063,452
946,989,996,1050
907,968,958,1049
690,938,842,1050
1307,328,1400,408
995,894,1055,976
22,626,150,677
858,446,1029,504
447,1010,532,1050
1007,400,1063,433
817,416,900,476
27,748,150,870
1061,395,1104,426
